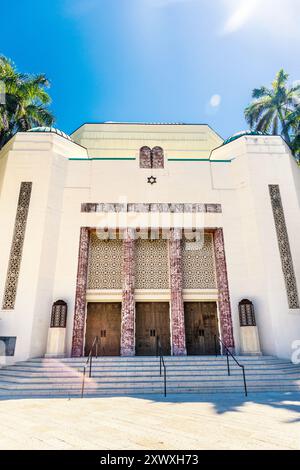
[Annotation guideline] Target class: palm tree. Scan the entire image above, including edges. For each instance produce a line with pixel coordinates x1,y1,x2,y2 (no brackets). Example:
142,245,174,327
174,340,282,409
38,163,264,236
286,106,300,161
0,56,54,149
244,69,300,148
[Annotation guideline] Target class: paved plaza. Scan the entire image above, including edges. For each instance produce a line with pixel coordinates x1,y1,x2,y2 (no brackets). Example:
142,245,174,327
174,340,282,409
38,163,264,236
0,392,299,450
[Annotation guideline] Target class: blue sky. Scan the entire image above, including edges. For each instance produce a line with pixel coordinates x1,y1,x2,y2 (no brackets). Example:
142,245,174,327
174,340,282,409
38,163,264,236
0,0,299,138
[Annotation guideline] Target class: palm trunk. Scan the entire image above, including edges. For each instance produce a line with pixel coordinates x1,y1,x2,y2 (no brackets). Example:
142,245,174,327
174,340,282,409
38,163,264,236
278,109,291,145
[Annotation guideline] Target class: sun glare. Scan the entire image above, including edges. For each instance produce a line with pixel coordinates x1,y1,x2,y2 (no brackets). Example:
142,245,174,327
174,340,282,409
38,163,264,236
222,0,298,37
223,0,260,34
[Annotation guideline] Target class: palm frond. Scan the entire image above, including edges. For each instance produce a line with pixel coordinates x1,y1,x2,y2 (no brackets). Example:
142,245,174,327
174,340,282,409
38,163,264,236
254,109,275,133
272,69,289,91
244,98,273,129
0,55,55,148
23,104,55,127
244,69,300,156
252,87,271,99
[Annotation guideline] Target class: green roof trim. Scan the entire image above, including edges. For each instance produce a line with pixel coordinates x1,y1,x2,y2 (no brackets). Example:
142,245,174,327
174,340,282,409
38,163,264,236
223,130,267,146
168,158,210,161
28,126,73,141
68,157,232,162
168,158,232,162
68,157,136,161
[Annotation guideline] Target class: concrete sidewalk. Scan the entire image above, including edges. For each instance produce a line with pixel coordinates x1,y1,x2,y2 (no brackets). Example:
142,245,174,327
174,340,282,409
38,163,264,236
0,392,299,450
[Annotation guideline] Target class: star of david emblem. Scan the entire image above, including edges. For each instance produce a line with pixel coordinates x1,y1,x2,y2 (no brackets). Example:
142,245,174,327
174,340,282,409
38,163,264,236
147,176,157,185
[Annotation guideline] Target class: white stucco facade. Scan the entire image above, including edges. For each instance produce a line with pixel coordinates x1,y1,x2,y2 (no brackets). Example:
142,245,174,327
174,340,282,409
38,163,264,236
0,123,299,364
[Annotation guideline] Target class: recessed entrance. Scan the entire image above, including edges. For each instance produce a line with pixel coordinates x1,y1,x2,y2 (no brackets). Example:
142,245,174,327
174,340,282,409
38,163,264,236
135,302,171,356
184,302,220,355
85,302,121,356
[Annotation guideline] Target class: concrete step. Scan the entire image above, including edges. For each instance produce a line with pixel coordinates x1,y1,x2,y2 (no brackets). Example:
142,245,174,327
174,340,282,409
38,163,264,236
1,369,300,381
1,384,300,399
2,362,298,372
13,357,290,366
11,360,290,369
1,355,299,397
1,375,299,388
27,355,277,361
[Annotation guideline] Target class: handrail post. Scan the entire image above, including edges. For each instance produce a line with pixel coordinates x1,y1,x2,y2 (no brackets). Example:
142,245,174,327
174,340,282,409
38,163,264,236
226,350,230,376
242,366,248,397
81,336,99,398
81,366,86,398
89,354,92,378
157,337,167,397
215,334,248,396
214,335,218,357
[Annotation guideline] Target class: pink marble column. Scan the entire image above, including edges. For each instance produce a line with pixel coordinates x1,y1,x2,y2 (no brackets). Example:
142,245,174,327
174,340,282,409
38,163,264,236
71,227,90,357
169,228,187,356
120,228,136,356
213,228,235,350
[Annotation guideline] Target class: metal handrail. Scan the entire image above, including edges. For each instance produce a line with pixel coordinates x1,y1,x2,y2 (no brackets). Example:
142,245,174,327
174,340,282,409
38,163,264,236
156,336,167,397
81,336,99,398
214,335,248,397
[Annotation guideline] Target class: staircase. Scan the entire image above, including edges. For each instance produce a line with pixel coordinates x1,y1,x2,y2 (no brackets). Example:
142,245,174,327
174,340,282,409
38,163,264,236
0,356,300,398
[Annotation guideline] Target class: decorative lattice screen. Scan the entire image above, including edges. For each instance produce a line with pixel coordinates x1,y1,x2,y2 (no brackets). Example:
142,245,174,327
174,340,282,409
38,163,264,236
2,182,32,309
88,232,217,291
182,233,217,289
135,239,169,289
88,234,123,289
269,184,299,308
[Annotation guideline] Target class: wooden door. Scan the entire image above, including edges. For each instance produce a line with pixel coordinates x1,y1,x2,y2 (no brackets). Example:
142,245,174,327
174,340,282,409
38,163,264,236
85,302,121,356
136,302,170,356
184,302,219,355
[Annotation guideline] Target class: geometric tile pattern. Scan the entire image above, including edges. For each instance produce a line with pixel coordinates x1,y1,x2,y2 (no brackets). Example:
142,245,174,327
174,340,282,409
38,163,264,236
182,233,217,289
135,239,169,289
269,184,299,309
2,182,32,310
87,233,122,290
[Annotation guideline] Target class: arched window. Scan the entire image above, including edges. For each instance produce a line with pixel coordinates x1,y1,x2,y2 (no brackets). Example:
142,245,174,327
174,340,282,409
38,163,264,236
50,300,68,328
239,299,256,327
152,146,164,169
139,146,152,168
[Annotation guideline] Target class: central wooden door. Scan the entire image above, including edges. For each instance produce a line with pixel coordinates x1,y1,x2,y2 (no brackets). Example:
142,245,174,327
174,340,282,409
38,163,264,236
85,302,121,356
184,302,220,355
136,302,170,356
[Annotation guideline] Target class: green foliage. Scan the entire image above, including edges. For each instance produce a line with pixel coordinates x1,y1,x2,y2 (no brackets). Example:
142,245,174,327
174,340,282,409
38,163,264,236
245,69,300,161
0,56,55,149
286,108,300,162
